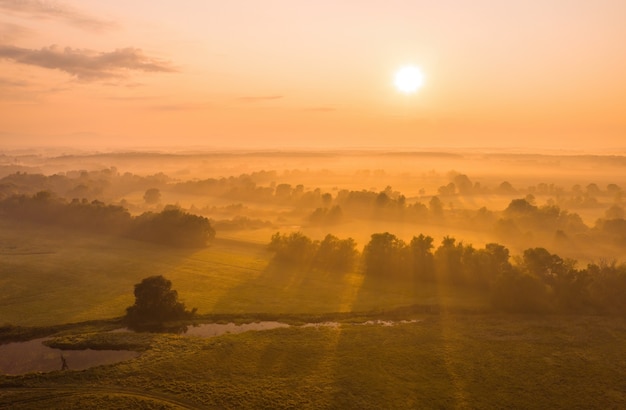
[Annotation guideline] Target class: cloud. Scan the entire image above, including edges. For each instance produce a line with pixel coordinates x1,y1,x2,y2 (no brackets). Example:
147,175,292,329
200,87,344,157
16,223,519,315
237,95,283,102
0,44,177,80
0,0,115,31
0,76,30,87
0,22,32,42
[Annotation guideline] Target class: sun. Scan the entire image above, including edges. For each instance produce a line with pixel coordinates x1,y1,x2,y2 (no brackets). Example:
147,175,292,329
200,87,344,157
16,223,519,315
394,65,424,94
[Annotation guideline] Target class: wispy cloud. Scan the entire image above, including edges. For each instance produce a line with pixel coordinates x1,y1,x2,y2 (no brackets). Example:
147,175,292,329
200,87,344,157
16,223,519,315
0,0,115,31
0,76,30,87
237,95,283,103
0,44,177,80
0,22,33,42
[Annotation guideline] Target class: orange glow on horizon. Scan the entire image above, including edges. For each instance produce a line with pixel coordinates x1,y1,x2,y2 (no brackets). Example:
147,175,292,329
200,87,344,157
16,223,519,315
0,1,624,150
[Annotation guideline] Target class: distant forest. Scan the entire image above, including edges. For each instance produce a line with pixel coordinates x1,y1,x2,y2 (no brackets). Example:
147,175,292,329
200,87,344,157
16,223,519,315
1,170,624,253
0,191,214,248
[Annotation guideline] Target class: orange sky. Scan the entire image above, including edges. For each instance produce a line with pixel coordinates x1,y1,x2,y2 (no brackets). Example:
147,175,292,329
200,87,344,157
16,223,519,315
0,1,625,151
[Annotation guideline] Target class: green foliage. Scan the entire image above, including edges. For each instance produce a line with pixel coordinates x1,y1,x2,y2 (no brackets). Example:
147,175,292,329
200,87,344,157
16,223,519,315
491,271,551,313
308,205,343,224
434,236,465,282
522,247,565,279
268,232,319,266
362,232,409,277
0,191,131,234
0,193,215,248
409,234,435,280
268,232,359,273
3,315,626,409
498,198,589,245
314,234,359,272
504,198,537,215
594,217,626,245
129,206,215,248
126,275,195,329
587,261,626,315
143,188,161,204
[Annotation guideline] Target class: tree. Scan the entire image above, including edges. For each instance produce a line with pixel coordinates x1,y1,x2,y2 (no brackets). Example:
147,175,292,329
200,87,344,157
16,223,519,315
130,206,215,247
453,174,473,195
465,243,512,287
434,236,464,283
522,247,565,281
268,232,319,266
409,234,435,280
313,234,359,272
605,204,625,220
496,181,517,194
504,198,537,215
126,275,195,329
491,270,551,313
429,196,443,217
362,232,408,276
143,188,162,204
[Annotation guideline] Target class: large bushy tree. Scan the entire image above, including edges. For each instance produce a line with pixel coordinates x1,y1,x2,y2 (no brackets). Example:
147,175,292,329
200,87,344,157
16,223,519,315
126,275,195,329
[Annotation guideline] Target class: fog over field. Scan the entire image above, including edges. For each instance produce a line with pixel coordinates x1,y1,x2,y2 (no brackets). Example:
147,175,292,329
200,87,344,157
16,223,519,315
3,150,626,408
2,148,624,262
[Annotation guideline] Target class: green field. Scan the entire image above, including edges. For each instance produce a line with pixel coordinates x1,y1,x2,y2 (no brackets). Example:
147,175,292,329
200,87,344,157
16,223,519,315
0,220,486,326
2,315,626,409
2,221,626,408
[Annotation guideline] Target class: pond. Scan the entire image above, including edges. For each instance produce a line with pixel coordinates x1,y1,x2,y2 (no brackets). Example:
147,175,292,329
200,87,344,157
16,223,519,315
184,321,290,337
0,337,140,375
183,319,421,336
1,319,421,375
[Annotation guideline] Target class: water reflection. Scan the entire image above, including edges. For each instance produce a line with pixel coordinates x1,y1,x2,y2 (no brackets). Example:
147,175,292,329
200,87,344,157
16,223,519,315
184,319,421,336
184,321,290,337
1,320,421,375
302,319,420,328
0,338,140,375
127,323,190,334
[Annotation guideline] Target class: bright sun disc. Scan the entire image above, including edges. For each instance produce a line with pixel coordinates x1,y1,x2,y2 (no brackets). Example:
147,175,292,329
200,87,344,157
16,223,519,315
394,66,424,94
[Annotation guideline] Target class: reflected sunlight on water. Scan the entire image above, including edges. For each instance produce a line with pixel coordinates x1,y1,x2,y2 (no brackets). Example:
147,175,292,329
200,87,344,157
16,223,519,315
0,338,140,375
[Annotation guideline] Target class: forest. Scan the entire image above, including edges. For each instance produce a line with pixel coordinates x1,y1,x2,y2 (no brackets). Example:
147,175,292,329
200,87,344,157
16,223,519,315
268,231,626,315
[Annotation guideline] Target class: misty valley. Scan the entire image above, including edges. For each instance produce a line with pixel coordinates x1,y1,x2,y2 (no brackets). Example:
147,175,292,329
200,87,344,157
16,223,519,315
1,150,625,408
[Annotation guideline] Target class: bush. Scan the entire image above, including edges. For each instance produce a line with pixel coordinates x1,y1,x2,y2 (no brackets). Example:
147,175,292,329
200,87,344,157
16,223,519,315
126,275,196,330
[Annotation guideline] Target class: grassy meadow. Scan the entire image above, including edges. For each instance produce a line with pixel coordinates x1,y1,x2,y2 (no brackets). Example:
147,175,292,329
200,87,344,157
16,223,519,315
1,216,625,408
0,220,487,327
2,315,626,409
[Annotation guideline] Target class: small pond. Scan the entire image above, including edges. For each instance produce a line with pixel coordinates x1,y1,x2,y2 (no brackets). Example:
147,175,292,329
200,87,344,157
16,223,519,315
1,319,421,375
184,321,290,337
0,337,140,375
183,319,421,336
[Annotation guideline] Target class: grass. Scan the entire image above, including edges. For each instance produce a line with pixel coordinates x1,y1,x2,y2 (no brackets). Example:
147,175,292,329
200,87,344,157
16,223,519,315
2,220,626,408
0,220,270,326
1,314,625,409
0,220,488,326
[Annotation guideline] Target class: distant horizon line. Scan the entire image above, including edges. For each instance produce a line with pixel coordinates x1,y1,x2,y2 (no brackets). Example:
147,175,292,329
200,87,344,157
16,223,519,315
1,145,626,157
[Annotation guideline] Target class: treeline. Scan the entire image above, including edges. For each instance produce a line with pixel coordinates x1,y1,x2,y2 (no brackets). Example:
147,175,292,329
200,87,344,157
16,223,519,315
267,231,626,316
2,171,624,251
310,196,626,251
0,168,170,203
0,192,215,248
174,176,331,209
268,232,359,273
